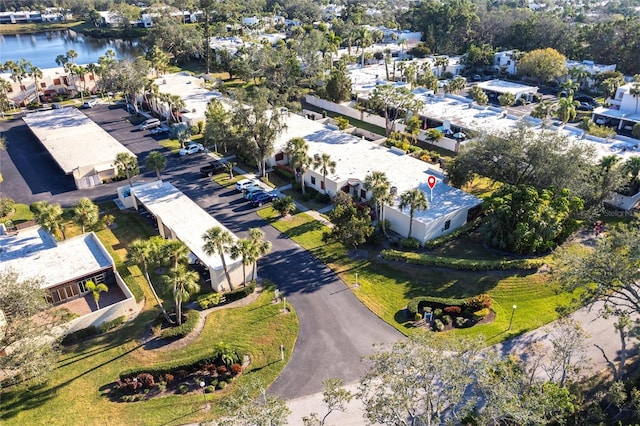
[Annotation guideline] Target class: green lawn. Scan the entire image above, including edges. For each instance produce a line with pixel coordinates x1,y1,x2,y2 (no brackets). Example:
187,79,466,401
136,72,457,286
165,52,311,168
0,204,298,426
257,208,572,341
0,203,34,227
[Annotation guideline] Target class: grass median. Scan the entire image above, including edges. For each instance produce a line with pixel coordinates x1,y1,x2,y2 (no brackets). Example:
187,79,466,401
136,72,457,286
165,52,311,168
257,207,572,342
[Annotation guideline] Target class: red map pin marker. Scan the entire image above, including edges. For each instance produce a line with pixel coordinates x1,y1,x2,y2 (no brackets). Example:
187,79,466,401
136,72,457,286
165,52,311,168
427,175,437,190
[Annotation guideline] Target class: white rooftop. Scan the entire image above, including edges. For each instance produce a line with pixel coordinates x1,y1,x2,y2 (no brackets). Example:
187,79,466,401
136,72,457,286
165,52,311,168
131,181,240,271
475,79,538,95
0,228,113,289
154,73,221,122
277,113,482,223
22,108,135,174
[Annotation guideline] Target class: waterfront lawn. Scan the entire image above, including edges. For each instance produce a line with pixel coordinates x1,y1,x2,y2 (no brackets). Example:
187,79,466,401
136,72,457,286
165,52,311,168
257,208,571,341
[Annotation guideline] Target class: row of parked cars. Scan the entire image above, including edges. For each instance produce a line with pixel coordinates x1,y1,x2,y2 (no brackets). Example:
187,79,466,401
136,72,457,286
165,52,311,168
235,178,280,207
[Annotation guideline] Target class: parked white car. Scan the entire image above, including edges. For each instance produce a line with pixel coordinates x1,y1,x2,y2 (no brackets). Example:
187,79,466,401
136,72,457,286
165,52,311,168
83,99,98,108
235,178,260,192
179,143,205,156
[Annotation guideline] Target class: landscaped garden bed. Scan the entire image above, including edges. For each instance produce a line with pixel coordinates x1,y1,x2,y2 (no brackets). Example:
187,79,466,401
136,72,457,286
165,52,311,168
406,294,495,332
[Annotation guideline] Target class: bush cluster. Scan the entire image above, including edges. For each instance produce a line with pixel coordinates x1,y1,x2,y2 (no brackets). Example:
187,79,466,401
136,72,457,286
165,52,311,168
158,310,199,340
274,165,295,181
224,283,256,304
400,238,420,249
98,316,126,333
62,315,128,345
197,292,223,309
381,249,545,271
406,294,492,317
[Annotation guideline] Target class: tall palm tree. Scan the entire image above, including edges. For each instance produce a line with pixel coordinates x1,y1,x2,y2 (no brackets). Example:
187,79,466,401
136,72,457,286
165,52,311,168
355,27,372,67
570,66,589,91
202,226,235,291
75,65,88,99
4,59,28,105
248,228,271,281
559,79,579,98
434,56,449,76
630,76,640,114
114,152,138,189
72,197,99,233
0,78,11,115
556,96,580,124
31,200,66,240
364,171,392,238
163,264,200,325
145,151,167,180
86,280,108,310
286,137,311,194
230,238,253,287
162,239,190,269
312,153,336,195
27,64,43,105
127,238,173,324
399,188,428,239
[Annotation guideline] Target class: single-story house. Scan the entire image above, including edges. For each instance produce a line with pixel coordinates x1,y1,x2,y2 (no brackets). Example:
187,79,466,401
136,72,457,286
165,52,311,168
130,180,249,292
474,79,538,102
269,112,482,245
0,224,137,333
22,108,136,189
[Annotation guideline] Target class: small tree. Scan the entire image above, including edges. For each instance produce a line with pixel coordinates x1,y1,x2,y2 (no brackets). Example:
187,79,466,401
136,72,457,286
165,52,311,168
469,85,488,105
31,200,66,240
114,152,139,188
272,195,296,217
163,264,200,325
224,161,237,179
399,188,428,239
202,226,235,291
324,192,374,250
145,151,167,180
312,153,336,194
72,197,99,233
425,128,444,143
86,280,108,310
498,92,516,107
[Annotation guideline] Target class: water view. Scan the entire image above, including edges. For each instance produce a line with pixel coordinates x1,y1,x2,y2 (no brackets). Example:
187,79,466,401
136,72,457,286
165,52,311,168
0,30,141,68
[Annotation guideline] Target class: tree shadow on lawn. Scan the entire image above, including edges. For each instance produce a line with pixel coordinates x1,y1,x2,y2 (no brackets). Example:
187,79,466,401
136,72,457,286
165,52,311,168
282,220,324,239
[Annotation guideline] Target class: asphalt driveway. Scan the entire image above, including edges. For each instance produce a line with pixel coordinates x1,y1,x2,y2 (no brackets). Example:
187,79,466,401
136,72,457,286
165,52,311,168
3,103,402,399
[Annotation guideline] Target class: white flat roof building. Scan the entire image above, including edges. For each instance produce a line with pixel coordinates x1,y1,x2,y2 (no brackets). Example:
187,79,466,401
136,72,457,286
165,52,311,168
132,181,248,292
272,113,482,243
475,79,538,100
22,107,135,188
0,228,113,289
152,73,221,127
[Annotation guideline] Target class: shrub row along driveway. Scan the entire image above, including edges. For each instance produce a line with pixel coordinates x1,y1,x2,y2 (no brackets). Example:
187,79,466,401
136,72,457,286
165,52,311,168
2,104,402,399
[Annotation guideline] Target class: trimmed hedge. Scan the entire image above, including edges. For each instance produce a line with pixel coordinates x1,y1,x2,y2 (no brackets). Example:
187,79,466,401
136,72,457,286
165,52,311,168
61,325,98,345
423,218,484,250
158,310,199,340
197,292,223,309
118,345,243,381
274,165,295,181
98,315,126,333
224,283,256,304
381,249,545,271
406,294,491,317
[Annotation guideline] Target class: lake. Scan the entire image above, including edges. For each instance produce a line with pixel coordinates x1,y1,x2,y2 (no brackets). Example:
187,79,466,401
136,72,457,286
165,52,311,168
0,30,142,69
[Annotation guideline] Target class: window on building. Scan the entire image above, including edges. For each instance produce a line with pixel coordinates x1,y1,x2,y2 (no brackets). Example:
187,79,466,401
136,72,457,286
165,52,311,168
80,76,85,82
275,152,284,161
40,82,46,88
321,180,325,190
360,188,366,199
53,78,61,85
89,75,95,80
310,176,316,185
444,220,451,230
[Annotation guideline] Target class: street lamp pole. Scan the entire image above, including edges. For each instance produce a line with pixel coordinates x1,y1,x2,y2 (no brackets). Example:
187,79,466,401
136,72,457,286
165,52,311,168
200,380,207,407
508,304,517,330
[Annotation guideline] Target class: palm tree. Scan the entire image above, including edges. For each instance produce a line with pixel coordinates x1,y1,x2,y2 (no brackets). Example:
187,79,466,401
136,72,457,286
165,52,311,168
145,45,169,77
0,78,11,115
114,152,138,189
570,66,589,91
312,153,336,195
145,151,167,180
559,79,579,98
399,188,428,239
364,171,392,238
127,238,173,324
75,65,88,98
630,76,640,114
202,226,235,291
66,49,78,64
163,264,200,325
426,128,444,143
86,280,108,310
355,28,372,67
223,161,237,179
556,96,580,124
4,60,28,106
72,197,99,233
434,56,449,76
286,137,312,194
248,228,271,281
31,200,66,240
230,238,253,286
531,100,555,125
27,64,43,105
162,239,190,269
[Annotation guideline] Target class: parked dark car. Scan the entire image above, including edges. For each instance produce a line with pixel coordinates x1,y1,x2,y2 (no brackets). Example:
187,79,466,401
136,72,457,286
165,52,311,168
577,102,594,111
250,192,278,207
200,160,226,177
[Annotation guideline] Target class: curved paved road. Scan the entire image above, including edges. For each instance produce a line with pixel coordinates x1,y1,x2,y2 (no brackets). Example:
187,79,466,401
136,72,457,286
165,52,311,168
1,105,402,400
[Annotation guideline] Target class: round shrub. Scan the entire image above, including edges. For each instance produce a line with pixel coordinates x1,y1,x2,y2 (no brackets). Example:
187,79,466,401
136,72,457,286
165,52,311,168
206,385,216,393
216,365,228,376
441,314,451,325
433,308,443,318
473,308,490,320
414,312,423,322
0,197,15,218
455,317,470,328
465,294,492,311
179,384,189,394
230,363,243,376
217,381,227,390
433,319,445,331
444,306,462,315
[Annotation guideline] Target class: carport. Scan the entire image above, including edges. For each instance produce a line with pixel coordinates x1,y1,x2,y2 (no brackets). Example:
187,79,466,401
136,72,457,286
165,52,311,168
131,180,249,292
475,79,539,102
22,108,135,189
